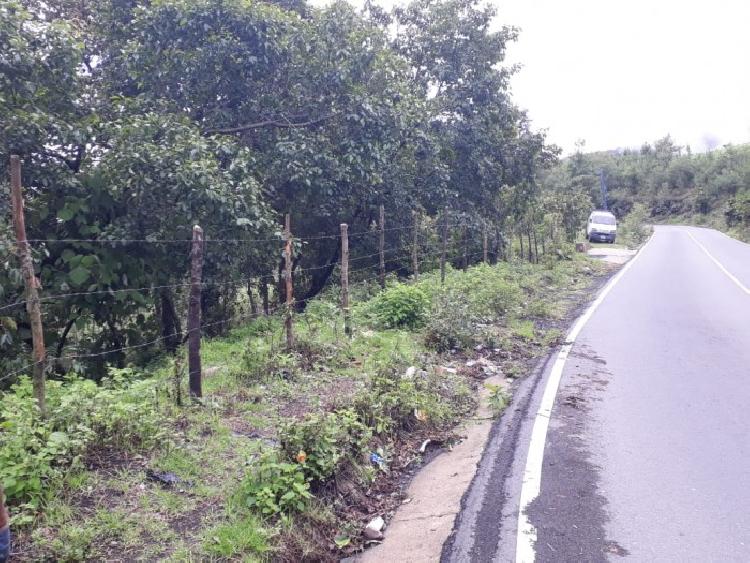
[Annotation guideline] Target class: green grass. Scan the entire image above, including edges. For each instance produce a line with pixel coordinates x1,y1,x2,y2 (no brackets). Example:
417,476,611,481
202,515,274,559
12,253,610,561
510,319,535,341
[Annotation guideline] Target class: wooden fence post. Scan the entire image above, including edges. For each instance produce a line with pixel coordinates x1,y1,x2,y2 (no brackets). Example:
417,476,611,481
440,207,448,284
340,223,351,337
9,155,47,415
284,214,295,350
187,225,204,399
411,211,419,281
378,204,385,289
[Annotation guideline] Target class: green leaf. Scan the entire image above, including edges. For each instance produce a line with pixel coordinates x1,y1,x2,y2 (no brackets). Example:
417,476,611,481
334,535,351,548
68,266,90,287
48,431,69,444
57,203,78,221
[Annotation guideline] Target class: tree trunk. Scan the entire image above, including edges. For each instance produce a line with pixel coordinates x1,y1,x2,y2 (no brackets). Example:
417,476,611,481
463,226,469,270
247,280,259,318
259,280,269,316
159,288,182,354
299,243,340,310
55,316,78,359
493,226,501,263
526,228,533,262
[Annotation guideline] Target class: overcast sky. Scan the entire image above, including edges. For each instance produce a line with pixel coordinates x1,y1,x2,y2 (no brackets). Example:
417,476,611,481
498,0,750,154
313,0,750,155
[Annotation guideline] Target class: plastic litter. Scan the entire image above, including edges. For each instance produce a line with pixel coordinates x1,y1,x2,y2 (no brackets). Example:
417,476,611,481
370,452,385,467
364,516,385,540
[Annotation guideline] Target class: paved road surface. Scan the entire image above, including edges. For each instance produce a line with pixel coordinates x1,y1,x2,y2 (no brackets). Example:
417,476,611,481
443,226,750,562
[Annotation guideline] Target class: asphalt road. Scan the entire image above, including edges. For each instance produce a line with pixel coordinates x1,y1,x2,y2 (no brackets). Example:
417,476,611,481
443,226,750,562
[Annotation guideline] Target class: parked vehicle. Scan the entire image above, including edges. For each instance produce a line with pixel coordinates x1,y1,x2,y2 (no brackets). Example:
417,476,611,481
586,210,617,243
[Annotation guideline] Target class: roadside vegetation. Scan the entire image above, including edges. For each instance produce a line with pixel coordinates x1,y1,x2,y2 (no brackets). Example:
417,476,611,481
1,0,650,559
4,255,609,561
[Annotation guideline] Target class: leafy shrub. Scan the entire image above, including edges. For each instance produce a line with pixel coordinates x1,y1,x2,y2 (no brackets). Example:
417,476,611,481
370,284,430,328
280,409,371,483
485,382,509,417
436,264,522,321
0,371,165,509
424,290,475,352
302,300,340,340
480,279,522,317
242,342,304,382
243,316,277,338
726,191,750,227
354,371,451,435
242,340,271,382
527,299,560,319
619,203,651,246
234,453,312,516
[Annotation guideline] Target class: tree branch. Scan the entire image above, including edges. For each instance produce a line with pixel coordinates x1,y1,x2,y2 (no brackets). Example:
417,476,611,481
202,113,337,136
42,148,84,172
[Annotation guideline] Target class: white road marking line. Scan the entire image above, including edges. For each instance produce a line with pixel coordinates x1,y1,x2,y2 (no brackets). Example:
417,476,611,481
686,231,750,295
514,235,655,563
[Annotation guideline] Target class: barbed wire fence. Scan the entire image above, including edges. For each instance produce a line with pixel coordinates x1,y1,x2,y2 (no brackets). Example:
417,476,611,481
1,155,554,411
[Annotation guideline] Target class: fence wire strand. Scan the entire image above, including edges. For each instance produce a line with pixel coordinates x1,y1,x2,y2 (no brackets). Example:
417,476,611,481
2,214,515,383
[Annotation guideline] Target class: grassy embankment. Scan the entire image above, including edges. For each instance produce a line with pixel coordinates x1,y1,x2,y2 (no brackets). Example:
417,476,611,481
3,255,612,561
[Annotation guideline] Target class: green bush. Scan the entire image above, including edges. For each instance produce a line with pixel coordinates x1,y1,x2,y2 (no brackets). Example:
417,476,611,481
234,453,312,516
619,203,651,246
370,284,430,328
280,409,371,483
424,289,475,352
438,264,522,320
354,371,451,435
242,339,271,382
0,371,165,510
235,409,372,518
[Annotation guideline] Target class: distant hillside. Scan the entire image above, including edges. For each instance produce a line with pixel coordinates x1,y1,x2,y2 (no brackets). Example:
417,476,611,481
540,136,750,240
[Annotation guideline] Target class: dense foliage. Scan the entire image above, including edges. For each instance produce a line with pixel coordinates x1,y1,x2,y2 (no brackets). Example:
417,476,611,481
1,0,568,382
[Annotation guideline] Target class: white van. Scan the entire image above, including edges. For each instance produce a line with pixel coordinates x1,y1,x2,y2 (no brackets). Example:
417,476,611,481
586,210,617,243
